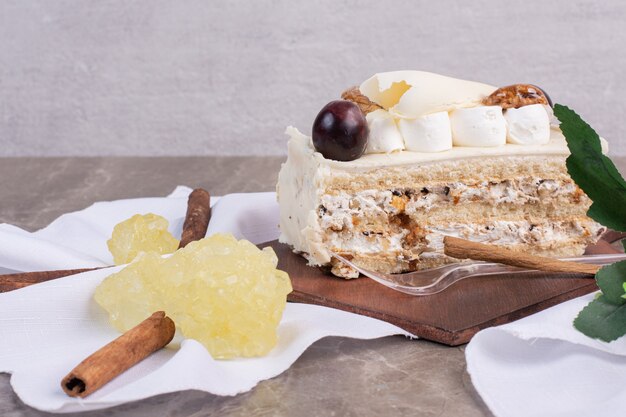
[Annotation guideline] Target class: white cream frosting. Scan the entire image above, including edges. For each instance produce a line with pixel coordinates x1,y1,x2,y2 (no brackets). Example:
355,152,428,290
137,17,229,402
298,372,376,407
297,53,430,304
278,127,333,265
286,126,609,172
356,71,556,153
505,104,551,145
364,109,404,154
398,111,452,153
450,106,507,147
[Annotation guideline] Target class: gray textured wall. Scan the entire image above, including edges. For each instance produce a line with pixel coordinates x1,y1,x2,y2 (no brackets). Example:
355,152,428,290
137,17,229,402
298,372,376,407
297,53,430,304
1,0,625,156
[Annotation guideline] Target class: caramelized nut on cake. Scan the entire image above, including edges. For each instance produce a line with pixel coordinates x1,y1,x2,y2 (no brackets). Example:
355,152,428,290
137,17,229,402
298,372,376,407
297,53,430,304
341,86,383,115
404,225,424,248
390,195,408,212
483,84,551,109
572,186,585,204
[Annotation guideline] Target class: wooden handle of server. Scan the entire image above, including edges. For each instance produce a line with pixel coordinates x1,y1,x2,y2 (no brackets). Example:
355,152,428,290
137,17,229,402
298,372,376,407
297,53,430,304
443,236,600,275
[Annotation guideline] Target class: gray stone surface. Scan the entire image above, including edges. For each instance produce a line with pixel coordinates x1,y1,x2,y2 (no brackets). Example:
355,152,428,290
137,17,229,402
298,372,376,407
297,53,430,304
0,0,625,157
0,157,492,416
0,157,285,231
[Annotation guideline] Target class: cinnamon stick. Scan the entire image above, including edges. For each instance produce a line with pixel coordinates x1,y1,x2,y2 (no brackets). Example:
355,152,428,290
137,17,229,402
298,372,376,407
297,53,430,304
1,189,212,293
443,236,600,275
61,311,175,398
0,267,104,293
178,188,211,248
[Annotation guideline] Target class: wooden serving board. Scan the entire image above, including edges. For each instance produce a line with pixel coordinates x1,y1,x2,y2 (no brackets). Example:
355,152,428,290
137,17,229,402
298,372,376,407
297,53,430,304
260,240,610,346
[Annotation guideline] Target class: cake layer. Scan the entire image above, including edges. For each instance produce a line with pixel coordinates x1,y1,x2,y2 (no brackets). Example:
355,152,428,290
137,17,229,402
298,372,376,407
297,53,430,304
319,178,589,228
326,156,572,193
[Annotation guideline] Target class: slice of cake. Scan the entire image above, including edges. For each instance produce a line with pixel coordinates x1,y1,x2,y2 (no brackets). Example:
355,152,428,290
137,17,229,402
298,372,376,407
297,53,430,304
277,71,606,278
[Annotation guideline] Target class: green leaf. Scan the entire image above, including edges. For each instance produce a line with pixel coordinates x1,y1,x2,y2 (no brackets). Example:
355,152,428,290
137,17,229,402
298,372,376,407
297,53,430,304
554,104,626,231
596,260,626,305
574,295,626,342
623,239,626,252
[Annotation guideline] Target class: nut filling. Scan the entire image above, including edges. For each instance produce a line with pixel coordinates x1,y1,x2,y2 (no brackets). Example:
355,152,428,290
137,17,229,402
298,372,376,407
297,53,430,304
341,86,383,115
317,177,602,273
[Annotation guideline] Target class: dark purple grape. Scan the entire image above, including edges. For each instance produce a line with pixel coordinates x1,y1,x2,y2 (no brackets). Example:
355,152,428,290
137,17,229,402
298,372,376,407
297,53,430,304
312,100,368,161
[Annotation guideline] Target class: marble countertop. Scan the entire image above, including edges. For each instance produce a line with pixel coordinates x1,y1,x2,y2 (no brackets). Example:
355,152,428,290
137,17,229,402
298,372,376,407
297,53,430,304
2,156,623,417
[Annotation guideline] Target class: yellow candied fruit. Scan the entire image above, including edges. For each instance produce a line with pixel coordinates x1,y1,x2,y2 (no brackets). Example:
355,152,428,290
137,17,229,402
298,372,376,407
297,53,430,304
107,213,180,265
94,233,293,359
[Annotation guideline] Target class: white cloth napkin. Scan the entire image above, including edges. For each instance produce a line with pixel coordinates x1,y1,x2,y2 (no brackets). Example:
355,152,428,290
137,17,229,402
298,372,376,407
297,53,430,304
0,187,412,413
0,186,195,273
466,293,626,417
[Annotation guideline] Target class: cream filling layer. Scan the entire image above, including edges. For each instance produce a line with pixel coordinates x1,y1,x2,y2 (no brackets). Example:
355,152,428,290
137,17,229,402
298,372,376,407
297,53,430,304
325,219,604,257
318,182,601,261
424,220,604,252
407,179,579,212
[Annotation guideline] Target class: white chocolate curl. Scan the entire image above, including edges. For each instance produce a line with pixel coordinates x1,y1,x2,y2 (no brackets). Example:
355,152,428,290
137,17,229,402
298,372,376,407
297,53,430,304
359,71,496,119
